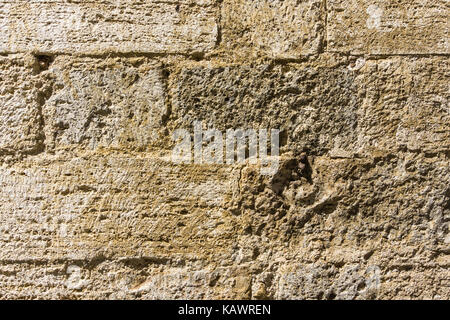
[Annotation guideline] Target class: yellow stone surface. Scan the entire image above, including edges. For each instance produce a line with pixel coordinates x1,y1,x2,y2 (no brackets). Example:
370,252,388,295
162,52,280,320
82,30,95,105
0,1,448,299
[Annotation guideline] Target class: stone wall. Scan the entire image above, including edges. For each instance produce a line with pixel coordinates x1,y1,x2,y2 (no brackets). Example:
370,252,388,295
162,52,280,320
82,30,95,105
0,0,448,299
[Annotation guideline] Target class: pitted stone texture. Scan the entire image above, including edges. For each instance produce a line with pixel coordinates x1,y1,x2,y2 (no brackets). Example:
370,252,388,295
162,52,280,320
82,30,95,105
327,0,449,54
171,63,359,155
0,152,235,262
0,1,448,300
42,57,168,151
0,150,448,299
0,151,260,299
0,0,218,55
0,55,49,161
171,57,449,157
220,0,324,58
231,153,449,300
356,57,450,155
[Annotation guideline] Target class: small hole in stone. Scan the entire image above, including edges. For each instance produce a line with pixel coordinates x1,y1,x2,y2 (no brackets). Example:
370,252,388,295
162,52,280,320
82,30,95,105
357,281,366,291
326,291,337,300
191,52,204,61
34,54,54,72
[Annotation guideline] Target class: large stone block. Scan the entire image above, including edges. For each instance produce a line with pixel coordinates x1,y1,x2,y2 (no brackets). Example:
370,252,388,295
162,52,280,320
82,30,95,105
171,56,449,157
0,55,48,161
354,57,449,154
0,152,236,263
0,0,218,55
230,153,449,299
171,62,359,155
327,0,449,54
42,57,168,151
220,0,324,58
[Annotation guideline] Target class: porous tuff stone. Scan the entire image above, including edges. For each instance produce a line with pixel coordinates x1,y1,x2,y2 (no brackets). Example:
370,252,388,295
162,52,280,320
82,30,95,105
327,0,449,54
0,0,218,55
220,0,324,58
41,57,169,151
0,0,448,300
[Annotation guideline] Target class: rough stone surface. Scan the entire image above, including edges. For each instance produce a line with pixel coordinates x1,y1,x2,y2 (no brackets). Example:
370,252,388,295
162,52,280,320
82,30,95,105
327,0,449,54
171,56,449,157
0,54,50,162
220,0,324,58
42,57,168,151
0,0,218,55
0,0,449,300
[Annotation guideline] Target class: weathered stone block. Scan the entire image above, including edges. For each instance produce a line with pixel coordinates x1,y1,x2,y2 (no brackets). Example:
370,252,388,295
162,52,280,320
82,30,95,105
0,0,218,55
327,0,449,54
43,57,168,151
355,57,450,154
220,0,324,58
171,56,449,157
171,62,359,155
0,152,235,263
0,55,47,160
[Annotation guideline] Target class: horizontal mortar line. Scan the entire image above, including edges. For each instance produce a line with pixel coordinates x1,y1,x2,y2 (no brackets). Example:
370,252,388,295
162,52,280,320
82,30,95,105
0,0,214,7
2,52,447,64
0,256,182,268
0,258,89,265
326,51,450,58
0,257,153,265
0,50,208,58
